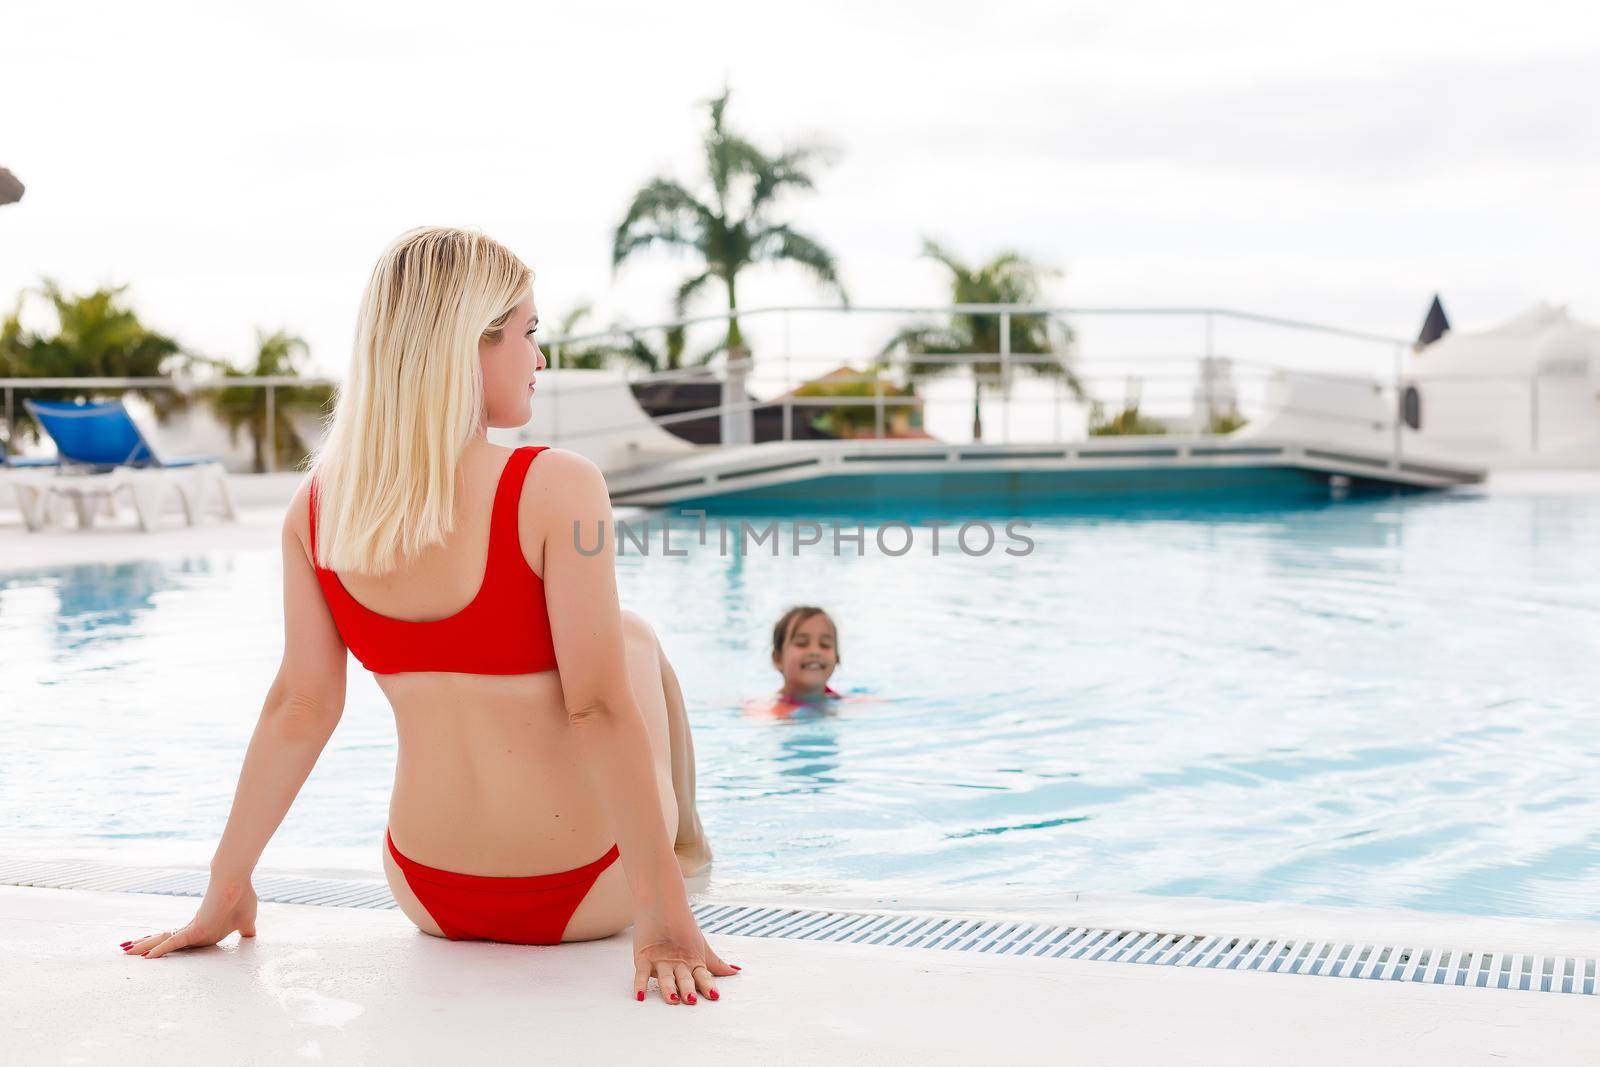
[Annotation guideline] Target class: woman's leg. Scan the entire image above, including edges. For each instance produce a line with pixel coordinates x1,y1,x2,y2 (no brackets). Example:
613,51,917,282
660,648,712,874
621,608,680,841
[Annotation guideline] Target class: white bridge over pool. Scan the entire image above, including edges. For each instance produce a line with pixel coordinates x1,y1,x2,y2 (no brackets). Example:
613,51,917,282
597,435,1482,511
491,304,1486,509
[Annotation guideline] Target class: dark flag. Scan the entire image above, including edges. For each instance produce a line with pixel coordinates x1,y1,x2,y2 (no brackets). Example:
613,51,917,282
1416,294,1449,349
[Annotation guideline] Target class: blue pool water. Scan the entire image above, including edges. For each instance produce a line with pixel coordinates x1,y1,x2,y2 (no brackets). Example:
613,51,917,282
3,486,1598,920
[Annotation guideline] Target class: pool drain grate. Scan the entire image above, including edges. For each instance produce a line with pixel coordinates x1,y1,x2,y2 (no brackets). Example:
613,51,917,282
691,904,1596,995
2,857,1592,996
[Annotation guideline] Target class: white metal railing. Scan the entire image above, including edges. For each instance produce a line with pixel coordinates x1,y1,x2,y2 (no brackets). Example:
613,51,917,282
0,304,1571,471
546,304,1409,348
541,303,1418,461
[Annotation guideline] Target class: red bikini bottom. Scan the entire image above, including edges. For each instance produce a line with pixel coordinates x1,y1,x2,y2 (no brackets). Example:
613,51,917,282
386,828,621,945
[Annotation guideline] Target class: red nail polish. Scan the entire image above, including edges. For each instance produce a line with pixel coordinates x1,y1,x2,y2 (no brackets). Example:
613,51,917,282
636,991,645,1002
708,989,720,1000
669,993,679,1003
119,941,132,948
686,993,697,1004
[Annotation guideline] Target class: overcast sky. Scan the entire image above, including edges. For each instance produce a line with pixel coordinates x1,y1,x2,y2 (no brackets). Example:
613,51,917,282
3,0,1596,379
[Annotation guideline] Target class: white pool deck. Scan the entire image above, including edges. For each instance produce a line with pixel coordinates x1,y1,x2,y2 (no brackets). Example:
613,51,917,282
5,883,1597,1066
5,469,1600,1063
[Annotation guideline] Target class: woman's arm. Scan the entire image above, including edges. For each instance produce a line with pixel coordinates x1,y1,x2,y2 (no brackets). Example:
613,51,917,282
209,483,349,876
125,482,348,959
537,449,690,905
533,449,734,1001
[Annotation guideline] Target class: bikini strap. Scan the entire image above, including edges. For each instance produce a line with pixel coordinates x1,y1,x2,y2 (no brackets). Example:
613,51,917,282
488,446,548,573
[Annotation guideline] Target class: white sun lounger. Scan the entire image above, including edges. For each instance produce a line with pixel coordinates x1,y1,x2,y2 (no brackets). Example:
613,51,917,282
15,399,237,532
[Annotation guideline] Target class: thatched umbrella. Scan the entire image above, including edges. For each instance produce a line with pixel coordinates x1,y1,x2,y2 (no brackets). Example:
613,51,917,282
0,167,24,206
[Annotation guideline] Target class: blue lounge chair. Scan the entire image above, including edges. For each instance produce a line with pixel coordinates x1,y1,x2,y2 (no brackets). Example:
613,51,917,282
22,399,226,471
14,399,236,531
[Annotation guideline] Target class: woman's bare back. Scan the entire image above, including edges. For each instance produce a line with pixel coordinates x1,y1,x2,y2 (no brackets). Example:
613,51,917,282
289,441,679,937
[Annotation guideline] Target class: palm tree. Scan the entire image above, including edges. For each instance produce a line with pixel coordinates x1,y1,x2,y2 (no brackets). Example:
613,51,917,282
612,87,847,364
878,240,1082,443
0,280,191,444
205,329,333,472
549,303,684,374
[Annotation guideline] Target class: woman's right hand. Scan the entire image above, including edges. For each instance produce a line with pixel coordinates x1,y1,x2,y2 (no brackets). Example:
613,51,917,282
120,876,258,959
631,915,740,1005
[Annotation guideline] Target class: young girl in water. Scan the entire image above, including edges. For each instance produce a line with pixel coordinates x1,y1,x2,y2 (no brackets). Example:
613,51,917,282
760,605,842,716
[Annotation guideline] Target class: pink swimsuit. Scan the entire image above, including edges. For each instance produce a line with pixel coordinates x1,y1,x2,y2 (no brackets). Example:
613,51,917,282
776,685,841,707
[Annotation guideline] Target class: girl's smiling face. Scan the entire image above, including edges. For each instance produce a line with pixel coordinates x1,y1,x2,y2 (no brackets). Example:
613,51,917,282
774,612,839,692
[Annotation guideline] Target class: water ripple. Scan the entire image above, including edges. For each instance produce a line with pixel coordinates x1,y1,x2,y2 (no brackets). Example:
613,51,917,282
4,490,1600,919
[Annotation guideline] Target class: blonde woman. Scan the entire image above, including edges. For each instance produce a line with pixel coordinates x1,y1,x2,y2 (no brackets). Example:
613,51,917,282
119,227,733,1006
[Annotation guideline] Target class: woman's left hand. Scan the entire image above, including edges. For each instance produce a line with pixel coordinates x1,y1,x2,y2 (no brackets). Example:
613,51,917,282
632,918,739,1004
120,876,258,959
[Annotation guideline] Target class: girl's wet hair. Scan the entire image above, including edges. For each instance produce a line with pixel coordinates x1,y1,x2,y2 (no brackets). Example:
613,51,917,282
771,605,840,664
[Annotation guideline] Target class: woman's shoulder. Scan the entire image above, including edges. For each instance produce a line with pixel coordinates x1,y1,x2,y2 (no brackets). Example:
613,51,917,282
516,446,611,529
526,444,598,474
519,446,607,499
280,470,318,559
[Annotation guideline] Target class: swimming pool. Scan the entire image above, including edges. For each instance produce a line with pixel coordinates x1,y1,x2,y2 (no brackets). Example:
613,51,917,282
3,485,1598,921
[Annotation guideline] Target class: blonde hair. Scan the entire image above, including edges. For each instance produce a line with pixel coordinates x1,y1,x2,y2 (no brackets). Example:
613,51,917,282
309,226,533,574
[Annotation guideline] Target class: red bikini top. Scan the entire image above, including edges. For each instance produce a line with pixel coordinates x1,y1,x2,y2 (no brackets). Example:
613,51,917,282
308,446,557,676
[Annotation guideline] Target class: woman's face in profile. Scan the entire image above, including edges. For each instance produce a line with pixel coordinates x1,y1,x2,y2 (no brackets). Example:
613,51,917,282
480,295,544,428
